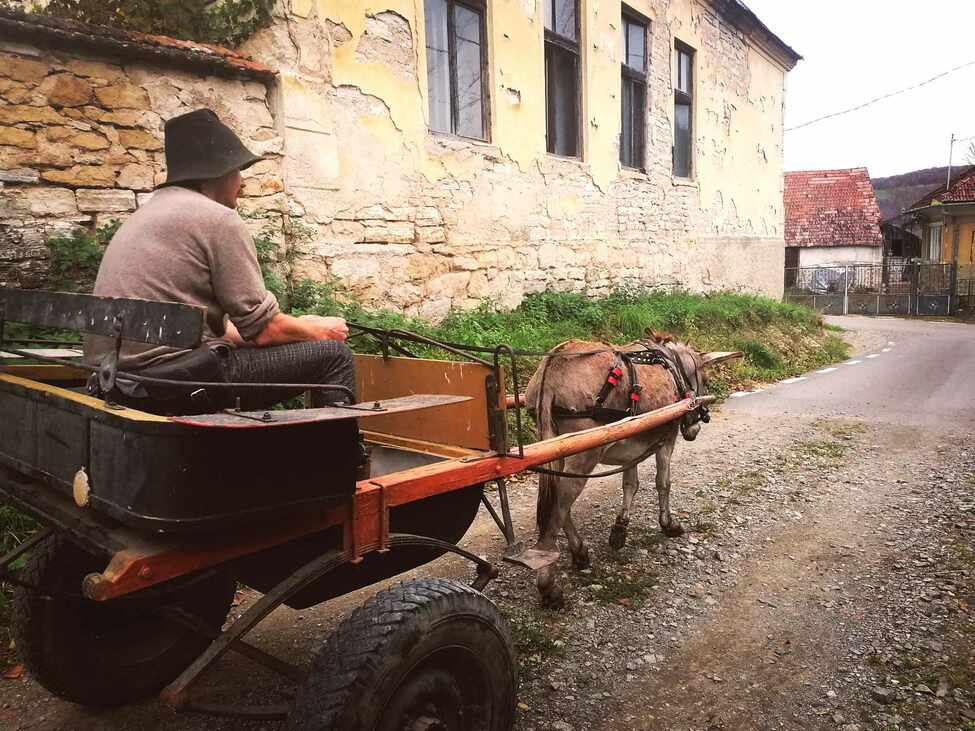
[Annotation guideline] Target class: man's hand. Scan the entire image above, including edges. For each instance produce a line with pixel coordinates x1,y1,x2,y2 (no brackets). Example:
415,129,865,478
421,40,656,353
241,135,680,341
252,313,349,347
298,314,349,342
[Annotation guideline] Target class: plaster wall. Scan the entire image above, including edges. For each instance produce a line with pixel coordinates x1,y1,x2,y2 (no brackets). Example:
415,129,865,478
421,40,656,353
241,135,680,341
797,246,882,268
244,0,791,319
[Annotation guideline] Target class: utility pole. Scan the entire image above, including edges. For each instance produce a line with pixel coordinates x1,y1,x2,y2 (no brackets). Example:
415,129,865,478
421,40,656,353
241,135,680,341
947,133,956,190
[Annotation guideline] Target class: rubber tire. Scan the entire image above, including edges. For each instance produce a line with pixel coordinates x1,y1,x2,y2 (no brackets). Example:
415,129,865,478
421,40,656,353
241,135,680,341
290,578,517,731
12,535,236,707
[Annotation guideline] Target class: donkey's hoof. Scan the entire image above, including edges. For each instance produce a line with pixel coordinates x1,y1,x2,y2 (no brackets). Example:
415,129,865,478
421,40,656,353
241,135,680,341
571,550,591,570
608,523,628,550
661,521,685,538
540,587,565,611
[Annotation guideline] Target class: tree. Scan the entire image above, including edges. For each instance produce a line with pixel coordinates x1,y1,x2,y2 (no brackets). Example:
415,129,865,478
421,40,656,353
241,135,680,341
38,0,275,47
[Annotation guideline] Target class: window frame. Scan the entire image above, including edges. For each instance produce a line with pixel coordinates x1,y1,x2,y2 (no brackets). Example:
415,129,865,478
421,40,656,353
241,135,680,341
425,0,491,142
929,222,943,261
544,0,582,159
620,7,649,170
673,39,695,179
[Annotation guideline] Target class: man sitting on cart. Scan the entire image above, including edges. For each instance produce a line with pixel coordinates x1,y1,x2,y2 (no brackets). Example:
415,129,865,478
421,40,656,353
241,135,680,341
84,108,356,411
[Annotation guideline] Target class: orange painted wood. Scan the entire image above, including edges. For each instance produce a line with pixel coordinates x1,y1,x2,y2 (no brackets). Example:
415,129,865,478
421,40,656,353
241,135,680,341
354,354,500,450
367,397,707,506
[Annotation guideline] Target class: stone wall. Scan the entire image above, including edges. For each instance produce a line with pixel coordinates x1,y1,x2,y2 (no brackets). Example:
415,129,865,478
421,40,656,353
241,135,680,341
0,41,283,288
235,0,794,319
0,0,795,317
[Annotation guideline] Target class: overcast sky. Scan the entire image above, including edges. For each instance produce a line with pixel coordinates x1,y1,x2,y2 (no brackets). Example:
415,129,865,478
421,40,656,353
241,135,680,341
743,0,975,178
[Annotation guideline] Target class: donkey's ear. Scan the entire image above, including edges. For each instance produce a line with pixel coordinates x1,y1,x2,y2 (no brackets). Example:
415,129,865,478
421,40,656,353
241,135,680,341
644,328,674,344
700,351,743,368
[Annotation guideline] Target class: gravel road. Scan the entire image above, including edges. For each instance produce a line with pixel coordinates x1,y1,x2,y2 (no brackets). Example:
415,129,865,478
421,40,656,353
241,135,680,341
2,315,973,730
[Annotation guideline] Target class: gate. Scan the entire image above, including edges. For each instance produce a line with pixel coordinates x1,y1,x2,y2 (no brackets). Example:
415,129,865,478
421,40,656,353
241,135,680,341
958,278,975,317
784,262,956,316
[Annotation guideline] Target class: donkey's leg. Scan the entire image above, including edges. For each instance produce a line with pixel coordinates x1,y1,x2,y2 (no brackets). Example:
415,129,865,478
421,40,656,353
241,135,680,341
656,436,684,537
535,452,599,609
609,466,641,550
563,512,590,570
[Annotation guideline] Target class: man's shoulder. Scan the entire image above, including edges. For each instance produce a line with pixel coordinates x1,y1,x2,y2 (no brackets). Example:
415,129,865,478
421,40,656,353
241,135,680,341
146,186,239,224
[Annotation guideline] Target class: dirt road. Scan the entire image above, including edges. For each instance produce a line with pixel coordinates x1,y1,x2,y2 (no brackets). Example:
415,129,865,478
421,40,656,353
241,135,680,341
2,316,973,730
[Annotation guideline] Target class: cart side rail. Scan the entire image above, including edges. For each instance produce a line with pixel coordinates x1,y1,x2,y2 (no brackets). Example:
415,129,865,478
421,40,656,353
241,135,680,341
71,395,712,601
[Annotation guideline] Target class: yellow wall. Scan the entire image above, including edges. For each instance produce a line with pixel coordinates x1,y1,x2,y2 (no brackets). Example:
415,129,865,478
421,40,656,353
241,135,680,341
242,0,794,316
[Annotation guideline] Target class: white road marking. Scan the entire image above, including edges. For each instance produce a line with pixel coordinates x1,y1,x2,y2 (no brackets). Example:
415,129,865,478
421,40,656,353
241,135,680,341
816,367,838,374
888,341,896,345
731,389,765,398
866,354,880,359
881,347,892,352
844,360,862,365
780,377,808,385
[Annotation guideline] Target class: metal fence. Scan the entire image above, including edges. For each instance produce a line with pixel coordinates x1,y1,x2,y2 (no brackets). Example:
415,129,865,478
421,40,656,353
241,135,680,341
784,262,956,316
958,279,975,316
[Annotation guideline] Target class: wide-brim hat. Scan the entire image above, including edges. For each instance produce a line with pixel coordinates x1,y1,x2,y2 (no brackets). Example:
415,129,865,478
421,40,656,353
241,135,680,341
159,108,263,187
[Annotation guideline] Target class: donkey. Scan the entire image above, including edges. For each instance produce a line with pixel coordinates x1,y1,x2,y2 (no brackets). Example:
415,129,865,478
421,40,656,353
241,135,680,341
523,333,739,608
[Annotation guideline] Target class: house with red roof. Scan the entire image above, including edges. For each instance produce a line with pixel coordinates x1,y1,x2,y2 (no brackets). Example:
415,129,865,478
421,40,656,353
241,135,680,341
784,168,884,272
905,167,975,279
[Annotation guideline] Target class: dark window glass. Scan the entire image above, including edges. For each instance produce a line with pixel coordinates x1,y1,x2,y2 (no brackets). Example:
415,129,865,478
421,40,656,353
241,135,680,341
620,12,647,168
425,0,488,140
425,0,451,134
454,4,484,139
544,0,580,157
545,0,576,40
625,19,645,72
673,42,694,177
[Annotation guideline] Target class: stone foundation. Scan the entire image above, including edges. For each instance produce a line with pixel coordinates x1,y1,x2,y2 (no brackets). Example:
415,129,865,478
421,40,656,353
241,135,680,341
0,41,283,288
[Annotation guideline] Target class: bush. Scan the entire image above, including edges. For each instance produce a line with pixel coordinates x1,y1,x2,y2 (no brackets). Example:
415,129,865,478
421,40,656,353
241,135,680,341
46,219,120,293
37,0,275,47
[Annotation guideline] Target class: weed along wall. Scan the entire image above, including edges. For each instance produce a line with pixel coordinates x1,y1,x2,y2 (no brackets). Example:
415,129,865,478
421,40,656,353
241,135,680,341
242,0,798,319
0,11,284,289
0,3,798,317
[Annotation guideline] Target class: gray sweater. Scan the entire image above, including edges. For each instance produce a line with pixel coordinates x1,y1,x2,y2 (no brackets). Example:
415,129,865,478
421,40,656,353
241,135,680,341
84,186,279,370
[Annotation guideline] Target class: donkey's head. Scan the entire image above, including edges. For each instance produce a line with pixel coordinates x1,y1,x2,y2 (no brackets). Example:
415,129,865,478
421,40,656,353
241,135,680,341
645,330,742,440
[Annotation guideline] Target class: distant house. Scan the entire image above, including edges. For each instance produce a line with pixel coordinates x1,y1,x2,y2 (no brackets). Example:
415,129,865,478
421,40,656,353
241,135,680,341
784,168,884,272
869,166,970,259
905,167,975,279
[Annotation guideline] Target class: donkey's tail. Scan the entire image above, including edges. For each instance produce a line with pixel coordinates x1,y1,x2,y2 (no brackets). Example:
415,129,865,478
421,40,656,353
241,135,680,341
534,356,561,531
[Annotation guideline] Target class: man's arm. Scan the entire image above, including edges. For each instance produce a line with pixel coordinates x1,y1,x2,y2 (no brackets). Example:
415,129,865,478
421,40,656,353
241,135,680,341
253,313,349,346
224,313,349,347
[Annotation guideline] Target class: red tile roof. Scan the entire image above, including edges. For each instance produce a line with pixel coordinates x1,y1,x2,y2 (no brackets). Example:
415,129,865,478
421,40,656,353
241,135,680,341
0,8,275,79
907,166,975,210
784,168,883,248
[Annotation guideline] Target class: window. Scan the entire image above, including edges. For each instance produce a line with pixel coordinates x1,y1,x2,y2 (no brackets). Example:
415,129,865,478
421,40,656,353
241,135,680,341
620,10,647,168
673,41,694,178
425,0,488,140
929,223,943,261
544,0,581,157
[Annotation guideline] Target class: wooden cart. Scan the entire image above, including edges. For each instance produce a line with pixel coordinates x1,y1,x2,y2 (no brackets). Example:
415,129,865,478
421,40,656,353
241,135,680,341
0,288,710,729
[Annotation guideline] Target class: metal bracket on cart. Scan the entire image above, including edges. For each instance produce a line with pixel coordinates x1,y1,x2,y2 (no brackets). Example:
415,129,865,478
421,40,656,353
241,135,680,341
158,533,499,719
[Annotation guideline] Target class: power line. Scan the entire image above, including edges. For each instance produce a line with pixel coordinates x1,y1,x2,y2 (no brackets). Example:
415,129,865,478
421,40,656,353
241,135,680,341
785,58,975,132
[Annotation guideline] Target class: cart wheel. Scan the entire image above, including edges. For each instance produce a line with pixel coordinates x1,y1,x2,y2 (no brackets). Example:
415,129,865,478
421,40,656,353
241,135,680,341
12,534,235,707
290,578,517,731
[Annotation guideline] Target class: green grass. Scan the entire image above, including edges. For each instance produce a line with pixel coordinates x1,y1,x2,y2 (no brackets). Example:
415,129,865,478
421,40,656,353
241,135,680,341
0,506,37,654
283,284,849,396
509,613,566,663
572,563,658,608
